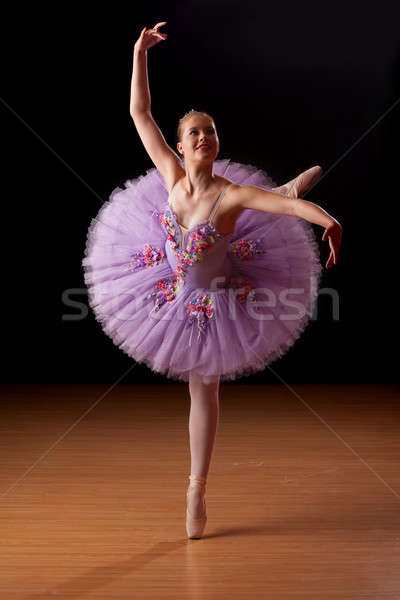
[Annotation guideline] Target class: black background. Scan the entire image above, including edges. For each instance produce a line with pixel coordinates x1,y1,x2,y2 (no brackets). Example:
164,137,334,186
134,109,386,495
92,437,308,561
2,0,399,383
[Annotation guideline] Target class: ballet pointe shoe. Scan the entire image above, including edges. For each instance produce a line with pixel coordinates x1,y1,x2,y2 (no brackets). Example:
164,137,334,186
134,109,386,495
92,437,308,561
274,165,323,198
186,475,207,539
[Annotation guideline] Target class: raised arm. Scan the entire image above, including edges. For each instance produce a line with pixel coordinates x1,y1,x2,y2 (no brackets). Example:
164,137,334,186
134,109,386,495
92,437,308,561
130,23,184,190
232,184,342,268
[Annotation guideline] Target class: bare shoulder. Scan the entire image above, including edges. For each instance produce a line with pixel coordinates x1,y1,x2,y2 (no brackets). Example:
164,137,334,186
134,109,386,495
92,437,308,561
223,180,274,208
220,178,242,210
216,177,245,228
216,175,239,196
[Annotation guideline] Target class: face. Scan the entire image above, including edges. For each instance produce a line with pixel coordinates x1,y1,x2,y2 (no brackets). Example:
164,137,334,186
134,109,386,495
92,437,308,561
177,116,219,163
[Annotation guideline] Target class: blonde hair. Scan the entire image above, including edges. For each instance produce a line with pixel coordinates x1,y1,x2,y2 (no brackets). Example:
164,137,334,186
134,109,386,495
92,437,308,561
176,109,215,144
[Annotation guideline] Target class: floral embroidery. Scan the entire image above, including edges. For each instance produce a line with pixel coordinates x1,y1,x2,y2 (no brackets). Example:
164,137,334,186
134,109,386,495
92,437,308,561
186,292,214,341
148,206,223,312
146,255,187,313
146,275,180,312
159,209,180,254
160,206,221,259
185,226,219,262
228,276,256,303
146,206,264,335
127,244,164,272
229,238,266,261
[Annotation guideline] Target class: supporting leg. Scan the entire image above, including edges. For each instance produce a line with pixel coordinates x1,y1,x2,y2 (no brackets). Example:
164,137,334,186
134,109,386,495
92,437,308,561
188,370,220,479
185,370,220,533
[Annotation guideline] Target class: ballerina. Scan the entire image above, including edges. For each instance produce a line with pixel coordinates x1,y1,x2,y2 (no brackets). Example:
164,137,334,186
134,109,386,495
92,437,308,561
83,21,342,540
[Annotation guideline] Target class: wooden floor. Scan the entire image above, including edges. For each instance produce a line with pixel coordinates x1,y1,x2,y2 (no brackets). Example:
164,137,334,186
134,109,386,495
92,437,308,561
0,383,399,599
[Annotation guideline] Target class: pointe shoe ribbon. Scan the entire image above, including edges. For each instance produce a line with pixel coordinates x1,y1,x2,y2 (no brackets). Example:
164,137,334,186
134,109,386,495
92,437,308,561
186,475,207,539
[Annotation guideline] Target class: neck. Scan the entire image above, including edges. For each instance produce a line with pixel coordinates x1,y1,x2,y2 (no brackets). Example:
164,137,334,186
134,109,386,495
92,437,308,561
183,161,216,197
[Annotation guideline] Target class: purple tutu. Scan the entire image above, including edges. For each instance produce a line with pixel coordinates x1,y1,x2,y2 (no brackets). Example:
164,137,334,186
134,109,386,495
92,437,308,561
82,158,322,382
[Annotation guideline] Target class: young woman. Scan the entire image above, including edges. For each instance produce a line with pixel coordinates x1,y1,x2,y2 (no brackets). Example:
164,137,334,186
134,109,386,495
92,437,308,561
82,22,342,540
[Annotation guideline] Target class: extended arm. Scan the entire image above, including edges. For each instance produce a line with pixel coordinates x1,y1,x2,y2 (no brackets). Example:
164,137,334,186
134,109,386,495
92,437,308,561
234,184,336,227
234,184,342,268
130,23,183,187
130,46,151,114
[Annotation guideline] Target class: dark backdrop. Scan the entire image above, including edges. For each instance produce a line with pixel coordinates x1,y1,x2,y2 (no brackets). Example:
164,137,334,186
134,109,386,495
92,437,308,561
2,0,399,383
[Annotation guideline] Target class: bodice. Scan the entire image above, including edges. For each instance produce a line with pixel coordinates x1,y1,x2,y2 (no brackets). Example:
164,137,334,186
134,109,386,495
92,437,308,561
145,200,268,321
162,204,234,289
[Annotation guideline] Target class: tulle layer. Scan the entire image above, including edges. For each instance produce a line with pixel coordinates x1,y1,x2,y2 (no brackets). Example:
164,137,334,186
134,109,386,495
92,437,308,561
82,158,323,382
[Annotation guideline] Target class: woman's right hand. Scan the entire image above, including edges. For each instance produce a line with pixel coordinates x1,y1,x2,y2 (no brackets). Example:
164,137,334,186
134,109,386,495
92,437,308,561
134,22,168,52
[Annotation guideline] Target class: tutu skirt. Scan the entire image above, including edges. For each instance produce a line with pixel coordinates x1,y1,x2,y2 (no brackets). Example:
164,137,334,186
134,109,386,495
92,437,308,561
82,158,322,382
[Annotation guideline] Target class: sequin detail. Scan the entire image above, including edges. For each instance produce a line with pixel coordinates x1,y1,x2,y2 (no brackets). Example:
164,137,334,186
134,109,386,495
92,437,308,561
186,292,214,341
127,244,164,272
229,238,266,261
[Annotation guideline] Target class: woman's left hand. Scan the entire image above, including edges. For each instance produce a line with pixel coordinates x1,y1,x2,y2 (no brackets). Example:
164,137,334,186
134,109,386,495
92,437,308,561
322,221,342,268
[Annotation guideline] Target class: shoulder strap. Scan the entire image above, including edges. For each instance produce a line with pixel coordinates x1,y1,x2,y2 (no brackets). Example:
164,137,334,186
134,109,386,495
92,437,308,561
209,184,230,224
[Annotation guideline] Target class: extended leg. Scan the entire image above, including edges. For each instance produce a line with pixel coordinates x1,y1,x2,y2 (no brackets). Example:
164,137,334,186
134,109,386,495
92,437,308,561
273,165,323,198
